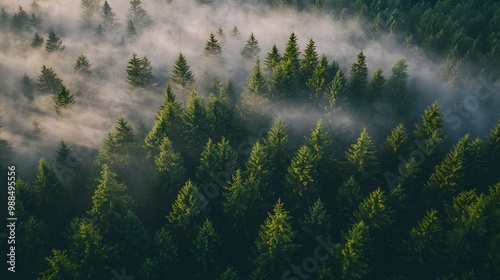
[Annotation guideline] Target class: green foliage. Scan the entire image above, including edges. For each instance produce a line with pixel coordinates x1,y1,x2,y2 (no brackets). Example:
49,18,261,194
90,164,133,236
170,52,195,94
341,221,372,280
300,38,319,85
167,180,207,230
193,219,222,278
325,69,347,109
385,58,411,113
11,6,30,31
254,199,299,278
353,188,393,232
45,31,64,52
54,85,75,114
241,32,261,60
126,53,155,88
218,267,240,280
285,144,319,207
345,128,380,187
31,32,44,48
40,250,79,280
335,176,363,226
348,51,369,107
306,54,331,99
37,65,63,95
367,68,385,103
101,0,119,31
203,33,222,58
74,53,92,75
127,0,153,30
264,44,281,75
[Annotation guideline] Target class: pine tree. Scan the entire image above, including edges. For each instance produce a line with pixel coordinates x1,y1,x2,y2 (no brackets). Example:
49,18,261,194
240,59,269,117
254,199,298,278
285,144,319,208
223,169,264,237
54,85,75,114
230,25,241,39
11,6,30,31
353,188,393,232
203,33,222,58
413,102,445,173
45,31,64,52
245,139,272,194
68,218,114,279
305,120,336,194
380,123,410,174
264,44,281,75
299,198,331,248
348,51,369,107
80,0,101,29
126,53,155,88
101,0,119,31
300,38,319,86
193,219,222,278
126,20,136,37
197,137,237,189
325,69,347,109
271,58,296,99
153,136,185,215
306,54,331,99
30,32,44,48
216,26,227,45
385,58,411,113
139,226,179,279
206,88,239,142
37,65,62,95
74,53,92,75
55,139,76,169
345,128,380,189
335,176,363,226
33,158,69,226
144,97,182,154
403,209,444,277
40,250,79,280
17,216,52,279
90,164,133,236
127,0,153,30
181,90,208,160
170,52,195,97
340,221,372,280
218,267,240,280
167,180,207,230
263,118,291,199
486,118,500,184
367,67,385,103
241,32,261,61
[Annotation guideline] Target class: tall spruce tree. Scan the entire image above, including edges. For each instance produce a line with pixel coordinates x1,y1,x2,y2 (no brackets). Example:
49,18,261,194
126,0,153,30
203,33,222,58
325,69,347,110
101,0,119,31
254,199,298,278
348,51,369,108
264,44,281,75
54,84,75,114
170,52,195,100
241,32,261,61
193,219,222,278
340,221,372,280
306,54,331,99
385,58,411,114
30,32,44,48
74,53,92,75
345,128,380,190
45,31,64,52
167,180,207,231
299,38,319,87
285,144,319,209
37,65,62,95
367,67,385,103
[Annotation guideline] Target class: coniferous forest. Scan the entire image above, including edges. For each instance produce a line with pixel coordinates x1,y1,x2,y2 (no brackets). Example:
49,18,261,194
0,0,499,279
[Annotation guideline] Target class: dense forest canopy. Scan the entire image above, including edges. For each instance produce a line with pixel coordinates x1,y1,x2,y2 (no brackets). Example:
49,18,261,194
0,0,499,279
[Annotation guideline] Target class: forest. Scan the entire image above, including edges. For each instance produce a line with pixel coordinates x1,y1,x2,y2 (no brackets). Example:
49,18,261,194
0,0,499,279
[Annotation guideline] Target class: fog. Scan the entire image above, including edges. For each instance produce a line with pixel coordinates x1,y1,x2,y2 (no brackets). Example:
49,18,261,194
0,0,498,178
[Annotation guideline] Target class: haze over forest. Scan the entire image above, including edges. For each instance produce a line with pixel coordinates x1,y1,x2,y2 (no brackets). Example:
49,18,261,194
0,0,499,280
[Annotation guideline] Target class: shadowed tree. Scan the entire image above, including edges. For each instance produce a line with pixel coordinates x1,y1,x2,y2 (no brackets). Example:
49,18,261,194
300,38,319,87
54,85,75,114
367,67,385,103
139,226,179,279
80,0,101,29
193,219,222,278
340,221,372,280
45,31,64,52
126,0,153,30
264,44,281,75
263,118,291,200
241,32,261,61
345,128,380,190
37,65,62,95
11,6,30,32
40,250,79,280
30,32,43,48
325,69,347,110
285,144,319,209
307,54,331,99
218,267,240,280
348,51,369,108
101,0,119,31
74,53,92,75
385,58,411,114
